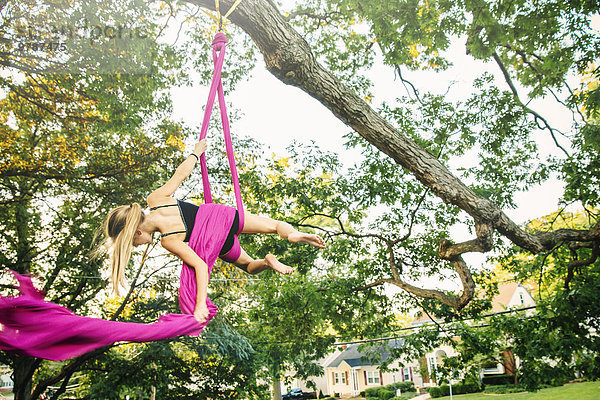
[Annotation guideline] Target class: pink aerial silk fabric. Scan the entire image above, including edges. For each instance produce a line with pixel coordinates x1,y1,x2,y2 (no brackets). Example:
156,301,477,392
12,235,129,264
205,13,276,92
0,203,237,361
198,32,245,234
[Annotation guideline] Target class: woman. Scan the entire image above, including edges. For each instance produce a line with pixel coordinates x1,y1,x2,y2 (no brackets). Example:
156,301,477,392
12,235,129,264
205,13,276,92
103,139,326,324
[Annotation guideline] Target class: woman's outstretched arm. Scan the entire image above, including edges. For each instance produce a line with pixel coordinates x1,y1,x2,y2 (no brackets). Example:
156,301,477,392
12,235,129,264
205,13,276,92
147,139,207,203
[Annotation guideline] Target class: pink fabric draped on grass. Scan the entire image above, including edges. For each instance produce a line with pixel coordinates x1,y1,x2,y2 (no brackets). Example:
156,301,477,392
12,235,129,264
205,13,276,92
0,203,237,361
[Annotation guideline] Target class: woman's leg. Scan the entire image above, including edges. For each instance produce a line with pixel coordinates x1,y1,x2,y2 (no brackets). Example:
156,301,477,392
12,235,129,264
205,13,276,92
241,212,326,248
233,247,295,275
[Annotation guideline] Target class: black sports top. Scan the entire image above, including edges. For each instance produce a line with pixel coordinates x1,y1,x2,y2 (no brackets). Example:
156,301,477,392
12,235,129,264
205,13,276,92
150,200,199,242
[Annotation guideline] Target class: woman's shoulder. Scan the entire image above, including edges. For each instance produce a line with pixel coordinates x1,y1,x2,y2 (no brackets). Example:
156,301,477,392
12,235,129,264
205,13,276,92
146,194,178,210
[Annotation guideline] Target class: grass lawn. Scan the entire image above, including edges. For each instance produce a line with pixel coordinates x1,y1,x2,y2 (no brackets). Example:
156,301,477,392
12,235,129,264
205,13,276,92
433,381,600,400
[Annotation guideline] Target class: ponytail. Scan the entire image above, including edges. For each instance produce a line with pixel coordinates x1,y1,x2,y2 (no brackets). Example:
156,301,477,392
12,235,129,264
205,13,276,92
97,203,144,295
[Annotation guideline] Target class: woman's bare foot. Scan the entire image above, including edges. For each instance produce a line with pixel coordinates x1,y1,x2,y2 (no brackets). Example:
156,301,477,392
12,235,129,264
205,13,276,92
287,232,326,248
265,254,296,274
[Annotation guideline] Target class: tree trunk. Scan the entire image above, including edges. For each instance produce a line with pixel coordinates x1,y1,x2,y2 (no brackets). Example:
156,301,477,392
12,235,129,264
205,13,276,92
13,357,40,400
272,374,282,400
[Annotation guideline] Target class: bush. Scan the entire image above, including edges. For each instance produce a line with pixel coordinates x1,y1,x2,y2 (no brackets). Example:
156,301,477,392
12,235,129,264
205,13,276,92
318,390,325,399
378,389,395,400
428,386,447,398
483,384,527,394
428,382,483,398
385,382,416,393
364,388,380,397
482,374,515,385
359,391,365,397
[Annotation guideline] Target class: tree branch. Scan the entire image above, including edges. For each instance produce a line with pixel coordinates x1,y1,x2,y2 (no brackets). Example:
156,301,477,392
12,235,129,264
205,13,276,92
564,241,599,290
492,51,570,157
183,0,565,256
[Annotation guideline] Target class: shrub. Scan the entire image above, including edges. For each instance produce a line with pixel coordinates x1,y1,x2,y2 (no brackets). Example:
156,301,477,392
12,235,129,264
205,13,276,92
385,382,416,392
378,389,395,400
359,391,365,397
319,390,325,399
364,388,380,397
482,374,515,385
483,384,527,394
428,382,483,398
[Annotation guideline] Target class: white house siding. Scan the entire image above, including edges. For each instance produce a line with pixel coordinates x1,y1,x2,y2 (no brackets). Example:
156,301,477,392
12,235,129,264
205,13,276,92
283,350,342,397
507,285,536,309
324,359,421,397
422,345,459,387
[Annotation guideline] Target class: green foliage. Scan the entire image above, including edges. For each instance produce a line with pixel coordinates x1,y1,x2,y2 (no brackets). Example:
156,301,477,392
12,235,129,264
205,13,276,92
481,374,514,385
378,389,395,400
429,382,482,398
483,384,528,394
386,382,416,393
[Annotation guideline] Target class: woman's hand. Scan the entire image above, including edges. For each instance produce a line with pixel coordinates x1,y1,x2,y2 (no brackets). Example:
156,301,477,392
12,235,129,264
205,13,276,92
194,302,210,324
193,139,207,157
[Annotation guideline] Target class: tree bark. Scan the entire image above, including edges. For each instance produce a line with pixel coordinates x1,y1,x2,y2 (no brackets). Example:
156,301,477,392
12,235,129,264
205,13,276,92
272,374,282,400
13,357,41,400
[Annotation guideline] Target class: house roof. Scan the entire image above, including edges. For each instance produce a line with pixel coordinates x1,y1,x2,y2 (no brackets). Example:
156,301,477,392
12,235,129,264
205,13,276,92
491,282,519,312
325,339,404,368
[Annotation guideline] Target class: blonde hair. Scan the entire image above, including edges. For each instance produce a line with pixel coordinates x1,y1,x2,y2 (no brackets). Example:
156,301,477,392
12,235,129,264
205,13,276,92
95,203,145,295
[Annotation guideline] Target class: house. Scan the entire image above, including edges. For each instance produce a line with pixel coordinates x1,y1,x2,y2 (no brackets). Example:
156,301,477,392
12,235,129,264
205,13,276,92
0,364,13,393
291,282,536,395
323,340,420,396
412,282,536,385
283,351,342,397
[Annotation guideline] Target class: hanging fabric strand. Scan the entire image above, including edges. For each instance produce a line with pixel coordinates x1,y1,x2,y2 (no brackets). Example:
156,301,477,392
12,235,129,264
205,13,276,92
197,32,245,234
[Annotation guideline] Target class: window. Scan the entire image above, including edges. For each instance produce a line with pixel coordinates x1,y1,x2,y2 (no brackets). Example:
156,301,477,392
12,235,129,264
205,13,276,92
366,371,380,385
427,356,437,373
403,368,410,382
519,293,525,304
334,372,346,385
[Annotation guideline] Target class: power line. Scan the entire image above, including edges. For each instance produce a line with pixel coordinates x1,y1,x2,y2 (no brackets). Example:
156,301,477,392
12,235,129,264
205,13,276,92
250,305,540,347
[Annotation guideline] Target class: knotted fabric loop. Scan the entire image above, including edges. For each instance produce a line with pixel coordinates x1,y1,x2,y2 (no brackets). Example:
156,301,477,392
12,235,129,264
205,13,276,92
197,32,244,234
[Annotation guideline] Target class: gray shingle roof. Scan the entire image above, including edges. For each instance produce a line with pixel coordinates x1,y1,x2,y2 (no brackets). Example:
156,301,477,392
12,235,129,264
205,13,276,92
325,339,405,368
